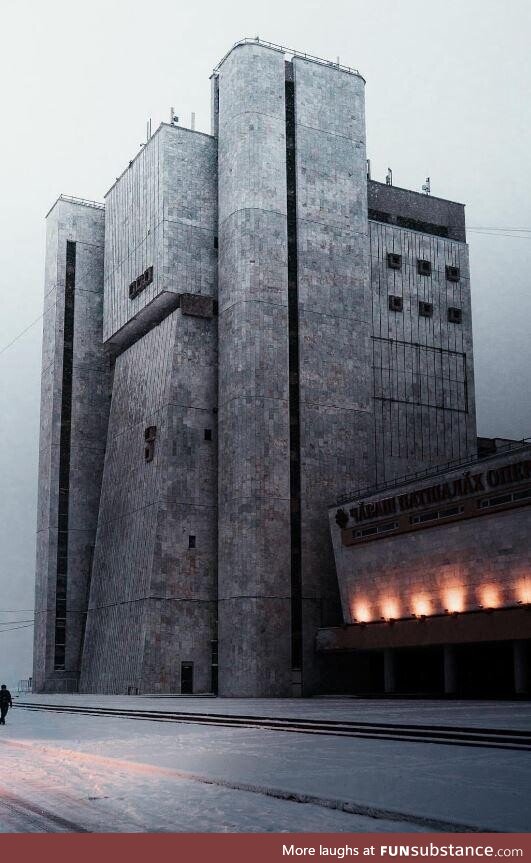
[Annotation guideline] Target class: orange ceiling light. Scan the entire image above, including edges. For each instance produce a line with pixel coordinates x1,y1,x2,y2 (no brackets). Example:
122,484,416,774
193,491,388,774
444,586,466,614
412,595,432,617
381,598,400,621
516,578,531,605
353,601,372,623
479,584,501,609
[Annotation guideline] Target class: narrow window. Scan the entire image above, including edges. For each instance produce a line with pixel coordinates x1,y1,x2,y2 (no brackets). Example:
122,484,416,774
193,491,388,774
417,259,432,276
448,307,462,324
144,426,156,462
188,535,196,549
204,429,212,441
387,252,402,270
419,301,433,318
446,265,460,282
388,295,403,312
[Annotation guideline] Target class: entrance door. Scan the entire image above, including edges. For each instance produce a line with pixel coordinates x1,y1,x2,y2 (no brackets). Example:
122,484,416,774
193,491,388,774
181,662,194,694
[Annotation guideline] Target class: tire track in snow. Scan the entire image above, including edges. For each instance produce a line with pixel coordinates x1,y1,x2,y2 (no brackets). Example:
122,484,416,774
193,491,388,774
0,786,90,833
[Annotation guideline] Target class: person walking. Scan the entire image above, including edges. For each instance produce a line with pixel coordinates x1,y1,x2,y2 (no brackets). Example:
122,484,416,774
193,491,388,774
0,684,12,725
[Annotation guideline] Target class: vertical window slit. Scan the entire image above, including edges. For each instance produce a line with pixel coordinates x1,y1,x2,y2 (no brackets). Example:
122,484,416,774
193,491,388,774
55,240,76,670
285,62,302,675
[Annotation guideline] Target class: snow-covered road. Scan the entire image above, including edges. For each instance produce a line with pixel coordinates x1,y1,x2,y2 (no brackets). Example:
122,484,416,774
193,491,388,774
1,699,529,833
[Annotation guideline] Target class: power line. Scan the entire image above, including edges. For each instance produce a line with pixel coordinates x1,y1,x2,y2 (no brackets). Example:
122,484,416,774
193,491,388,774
0,311,43,358
468,226,531,232
0,609,35,614
0,623,34,633
468,232,531,241
0,618,34,625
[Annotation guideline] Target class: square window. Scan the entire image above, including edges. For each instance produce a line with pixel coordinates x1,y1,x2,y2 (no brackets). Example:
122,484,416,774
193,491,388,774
388,295,403,312
419,301,433,318
446,265,460,282
448,306,462,324
188,535,196,549
417,259,432,276
387,252,402,270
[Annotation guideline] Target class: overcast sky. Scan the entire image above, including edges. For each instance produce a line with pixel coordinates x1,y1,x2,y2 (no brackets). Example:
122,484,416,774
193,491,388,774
1,0,530,687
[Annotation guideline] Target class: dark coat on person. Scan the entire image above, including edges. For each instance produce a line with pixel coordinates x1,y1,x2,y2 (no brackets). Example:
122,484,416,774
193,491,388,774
0,689,12,708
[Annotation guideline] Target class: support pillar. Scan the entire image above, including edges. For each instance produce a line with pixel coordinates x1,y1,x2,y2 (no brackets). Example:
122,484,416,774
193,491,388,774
383,649,396,694
513,641,528,695
443,645,458,696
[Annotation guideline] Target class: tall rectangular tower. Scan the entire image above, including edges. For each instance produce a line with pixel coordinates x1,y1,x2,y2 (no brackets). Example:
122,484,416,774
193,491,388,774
216,43,373,696
80,124,219,694
292,58,372,693
216,44,292,696
33,197,109,693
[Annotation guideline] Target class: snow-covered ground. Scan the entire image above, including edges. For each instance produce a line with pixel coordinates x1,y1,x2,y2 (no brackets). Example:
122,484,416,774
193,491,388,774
0,698,529,833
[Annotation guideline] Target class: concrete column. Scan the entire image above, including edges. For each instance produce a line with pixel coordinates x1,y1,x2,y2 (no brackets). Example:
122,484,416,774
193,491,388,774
513,641,528,695
383,649,396,694
217,43,292,697
33,198,108,694
443,645,458,695
291,56,373,695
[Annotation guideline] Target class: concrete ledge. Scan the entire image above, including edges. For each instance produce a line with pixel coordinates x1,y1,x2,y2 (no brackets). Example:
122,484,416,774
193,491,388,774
317,606,531,652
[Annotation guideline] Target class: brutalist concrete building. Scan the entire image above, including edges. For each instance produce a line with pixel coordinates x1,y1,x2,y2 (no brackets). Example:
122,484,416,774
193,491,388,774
34,38,482,696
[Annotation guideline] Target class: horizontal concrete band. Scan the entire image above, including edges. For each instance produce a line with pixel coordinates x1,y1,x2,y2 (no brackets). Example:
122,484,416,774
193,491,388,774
317,606,531,651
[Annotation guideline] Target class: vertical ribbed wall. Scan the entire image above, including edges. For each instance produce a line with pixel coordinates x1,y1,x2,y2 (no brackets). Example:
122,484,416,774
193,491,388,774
80,309,218,693
217,44,292,696
34,199,108,693
81,123,218,695
292,59,373,693
104,125,217,344
369,222,477,483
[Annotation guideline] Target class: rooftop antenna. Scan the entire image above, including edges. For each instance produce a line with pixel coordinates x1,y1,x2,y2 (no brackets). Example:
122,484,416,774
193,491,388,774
170,106,179,125
422,176,431,195
191,112,196,131
386,167,393,186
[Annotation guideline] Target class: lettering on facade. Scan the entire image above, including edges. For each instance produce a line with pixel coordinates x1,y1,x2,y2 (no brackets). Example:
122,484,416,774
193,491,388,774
340,458,531,529
129,265,154,299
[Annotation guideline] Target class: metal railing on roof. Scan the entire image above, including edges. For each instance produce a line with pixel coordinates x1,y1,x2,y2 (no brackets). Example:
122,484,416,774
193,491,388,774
58,194,105,210
333,437,531,506
212,37,363,79
46,194,105,218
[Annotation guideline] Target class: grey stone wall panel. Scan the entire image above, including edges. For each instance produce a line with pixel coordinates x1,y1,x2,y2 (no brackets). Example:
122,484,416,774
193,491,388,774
33,199,108,693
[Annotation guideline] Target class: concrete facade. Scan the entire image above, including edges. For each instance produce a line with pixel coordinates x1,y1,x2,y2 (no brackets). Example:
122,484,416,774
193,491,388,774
34,39,485,697
80,309,218,694
369,219,476,484
217,45,292,697
330,444,531,626
34,197,109,693
293,57,372,694
325,444,531,695
80,123,218,695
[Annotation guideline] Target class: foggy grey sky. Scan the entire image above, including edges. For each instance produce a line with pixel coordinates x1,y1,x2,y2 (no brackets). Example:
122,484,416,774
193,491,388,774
1,0,530,686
